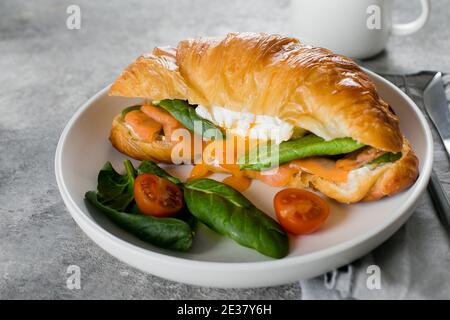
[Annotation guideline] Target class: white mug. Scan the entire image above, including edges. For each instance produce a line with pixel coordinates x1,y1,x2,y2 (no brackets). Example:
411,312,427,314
289,0,430,59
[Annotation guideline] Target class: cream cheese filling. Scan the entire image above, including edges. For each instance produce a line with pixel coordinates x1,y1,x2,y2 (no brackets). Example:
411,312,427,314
195,105,294,144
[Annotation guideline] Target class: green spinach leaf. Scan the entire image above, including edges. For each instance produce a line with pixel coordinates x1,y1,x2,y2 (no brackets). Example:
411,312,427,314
156,99,224,139
239,134,365,170
137,160,181,184
182,178,252,208
97,160,136,211
85,191,193,252
183,179,288,259
370,152,402,165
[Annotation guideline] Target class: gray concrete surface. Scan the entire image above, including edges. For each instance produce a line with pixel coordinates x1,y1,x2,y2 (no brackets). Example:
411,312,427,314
0,0,449,299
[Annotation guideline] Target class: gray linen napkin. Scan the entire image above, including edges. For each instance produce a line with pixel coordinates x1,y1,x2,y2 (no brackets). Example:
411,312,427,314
300,72,450,300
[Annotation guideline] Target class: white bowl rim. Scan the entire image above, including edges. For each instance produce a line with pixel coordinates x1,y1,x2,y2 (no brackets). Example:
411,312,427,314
55,68,433,272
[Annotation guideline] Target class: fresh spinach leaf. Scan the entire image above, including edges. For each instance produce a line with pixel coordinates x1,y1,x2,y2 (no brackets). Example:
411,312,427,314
129,203,141,215
239,134,365,170
97,160,136,212
86,160,196,252
137,160,181,184
182,178,252,208
370,152,402,165
85,191,193,251
183,179,288,259
174,207,198,231
156,99,224,139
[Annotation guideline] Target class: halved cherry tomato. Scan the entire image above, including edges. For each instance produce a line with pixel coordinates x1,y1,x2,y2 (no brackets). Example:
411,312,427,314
134,173,183,217
274,188,330,235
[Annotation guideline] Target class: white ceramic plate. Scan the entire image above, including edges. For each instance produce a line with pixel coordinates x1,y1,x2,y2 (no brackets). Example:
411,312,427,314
55,69,433,288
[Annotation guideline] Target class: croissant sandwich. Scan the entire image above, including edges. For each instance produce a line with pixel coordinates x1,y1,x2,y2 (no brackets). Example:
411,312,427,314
108,32,419,203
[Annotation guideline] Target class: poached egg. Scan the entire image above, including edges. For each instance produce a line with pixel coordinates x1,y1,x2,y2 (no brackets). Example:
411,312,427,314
195,105,293,144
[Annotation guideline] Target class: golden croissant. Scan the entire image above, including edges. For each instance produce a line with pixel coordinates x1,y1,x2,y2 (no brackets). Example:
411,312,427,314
107,32,419,203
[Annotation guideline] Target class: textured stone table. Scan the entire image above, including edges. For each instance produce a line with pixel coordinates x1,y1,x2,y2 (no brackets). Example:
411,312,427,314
1,0,449,299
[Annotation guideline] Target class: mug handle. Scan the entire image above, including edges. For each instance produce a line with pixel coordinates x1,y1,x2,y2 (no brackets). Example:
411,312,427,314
391,0,430,36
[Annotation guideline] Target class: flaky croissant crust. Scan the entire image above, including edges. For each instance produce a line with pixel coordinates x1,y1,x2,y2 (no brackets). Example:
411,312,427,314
108,32,419,203
109,115,176,163
110,32,403,152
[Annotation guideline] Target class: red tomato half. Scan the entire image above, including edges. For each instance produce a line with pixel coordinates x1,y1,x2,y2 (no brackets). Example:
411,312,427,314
274,188,330,235
134,173,183,217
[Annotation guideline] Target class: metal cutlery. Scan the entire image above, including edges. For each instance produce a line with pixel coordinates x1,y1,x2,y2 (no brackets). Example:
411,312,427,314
374,71,450,230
